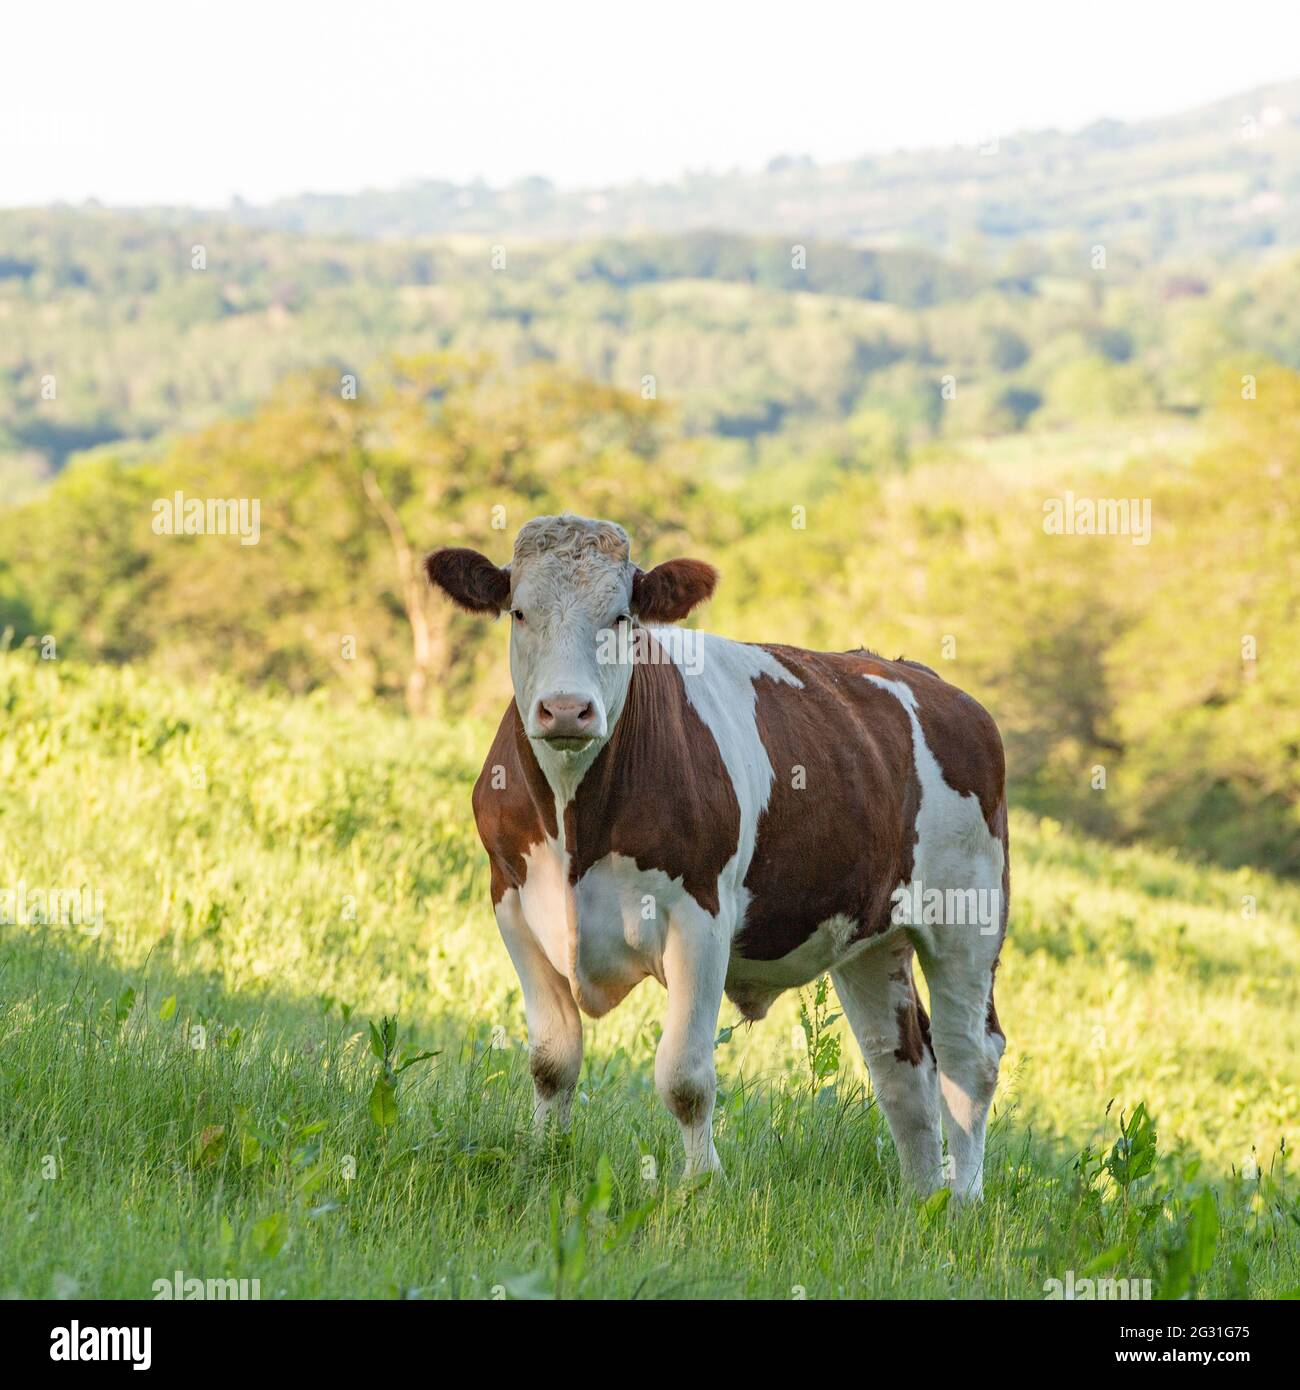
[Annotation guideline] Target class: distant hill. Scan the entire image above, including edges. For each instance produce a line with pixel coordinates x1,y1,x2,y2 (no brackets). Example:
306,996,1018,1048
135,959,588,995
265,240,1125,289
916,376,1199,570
201,80,1300,259
3,200,1299,500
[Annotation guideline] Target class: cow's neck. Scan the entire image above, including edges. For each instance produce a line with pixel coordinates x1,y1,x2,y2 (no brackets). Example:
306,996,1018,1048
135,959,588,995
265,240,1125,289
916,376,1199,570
519,652,671,844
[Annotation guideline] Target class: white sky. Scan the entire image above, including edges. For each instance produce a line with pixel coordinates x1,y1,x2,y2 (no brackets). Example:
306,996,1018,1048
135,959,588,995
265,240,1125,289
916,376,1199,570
3,0,1298,207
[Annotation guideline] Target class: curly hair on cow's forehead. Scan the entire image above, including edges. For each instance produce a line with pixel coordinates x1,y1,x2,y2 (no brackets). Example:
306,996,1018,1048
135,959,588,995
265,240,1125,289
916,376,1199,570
512,514,631,565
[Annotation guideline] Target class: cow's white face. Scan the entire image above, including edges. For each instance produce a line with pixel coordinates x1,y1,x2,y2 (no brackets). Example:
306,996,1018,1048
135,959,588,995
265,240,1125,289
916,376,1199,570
425,512,718,760
507,521,635,752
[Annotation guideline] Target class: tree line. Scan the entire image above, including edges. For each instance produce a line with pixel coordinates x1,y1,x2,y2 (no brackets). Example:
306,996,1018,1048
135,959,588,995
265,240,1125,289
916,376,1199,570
2,355,1296,874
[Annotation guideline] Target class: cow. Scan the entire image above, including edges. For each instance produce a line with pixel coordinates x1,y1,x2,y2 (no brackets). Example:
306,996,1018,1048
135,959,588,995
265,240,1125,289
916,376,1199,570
425,514,1008,1199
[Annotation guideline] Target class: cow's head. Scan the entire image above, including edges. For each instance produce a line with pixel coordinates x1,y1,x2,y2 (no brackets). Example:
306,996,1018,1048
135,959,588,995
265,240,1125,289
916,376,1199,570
425,515,716,754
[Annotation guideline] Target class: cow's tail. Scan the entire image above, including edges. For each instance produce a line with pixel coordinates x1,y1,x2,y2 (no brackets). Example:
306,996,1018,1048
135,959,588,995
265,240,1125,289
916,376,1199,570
986,794,1009,1047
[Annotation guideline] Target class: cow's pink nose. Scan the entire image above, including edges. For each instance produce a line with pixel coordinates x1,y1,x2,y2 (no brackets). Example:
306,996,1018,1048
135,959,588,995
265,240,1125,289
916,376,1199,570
535,694,598,739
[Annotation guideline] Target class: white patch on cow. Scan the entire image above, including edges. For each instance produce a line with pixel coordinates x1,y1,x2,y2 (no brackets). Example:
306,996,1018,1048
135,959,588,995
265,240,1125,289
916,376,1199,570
646,628,802,924
863,673,1005,1200
571,852,678,999
862,675,1003,913
517,834,574,980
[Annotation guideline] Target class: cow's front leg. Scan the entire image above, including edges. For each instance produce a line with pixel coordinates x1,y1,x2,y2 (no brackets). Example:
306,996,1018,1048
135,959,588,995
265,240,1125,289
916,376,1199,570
494,890,582,1131
657,912,728,1178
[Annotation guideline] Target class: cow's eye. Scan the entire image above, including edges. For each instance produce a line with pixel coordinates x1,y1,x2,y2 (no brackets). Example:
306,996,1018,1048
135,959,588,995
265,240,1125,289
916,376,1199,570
511,609,526,624
617,612,631,626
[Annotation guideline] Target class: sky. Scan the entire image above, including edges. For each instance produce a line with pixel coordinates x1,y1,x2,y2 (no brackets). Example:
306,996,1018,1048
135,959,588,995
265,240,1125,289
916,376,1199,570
4,0,1299,207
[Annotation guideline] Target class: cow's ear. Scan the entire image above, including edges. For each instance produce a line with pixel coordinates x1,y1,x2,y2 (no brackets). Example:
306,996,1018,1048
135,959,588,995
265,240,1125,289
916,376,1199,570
424,547,511,615
631,558,718,623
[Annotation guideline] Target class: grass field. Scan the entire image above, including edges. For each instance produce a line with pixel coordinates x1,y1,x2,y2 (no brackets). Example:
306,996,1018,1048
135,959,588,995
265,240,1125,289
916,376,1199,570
1,653,1297,1299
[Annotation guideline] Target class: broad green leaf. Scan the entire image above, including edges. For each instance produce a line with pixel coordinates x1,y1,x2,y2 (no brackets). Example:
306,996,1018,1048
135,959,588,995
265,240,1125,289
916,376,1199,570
368,1074,397,1128
918,1187,951,1226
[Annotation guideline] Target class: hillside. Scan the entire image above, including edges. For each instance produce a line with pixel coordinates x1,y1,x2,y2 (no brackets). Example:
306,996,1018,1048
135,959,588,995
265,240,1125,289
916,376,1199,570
0,654,1295,1296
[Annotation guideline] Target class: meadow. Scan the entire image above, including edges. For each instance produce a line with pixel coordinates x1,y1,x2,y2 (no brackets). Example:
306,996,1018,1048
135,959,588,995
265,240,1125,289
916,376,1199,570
1,653,1296,1299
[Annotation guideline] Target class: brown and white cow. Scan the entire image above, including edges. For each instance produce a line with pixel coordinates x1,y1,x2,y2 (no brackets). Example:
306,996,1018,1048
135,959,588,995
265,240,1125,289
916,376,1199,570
426,515,1008,1198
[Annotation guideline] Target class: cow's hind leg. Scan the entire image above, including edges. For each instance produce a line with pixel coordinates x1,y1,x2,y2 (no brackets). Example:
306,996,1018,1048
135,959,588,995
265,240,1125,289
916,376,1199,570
494,890,583,1132
914,922,1005,1203
833,943,944,1195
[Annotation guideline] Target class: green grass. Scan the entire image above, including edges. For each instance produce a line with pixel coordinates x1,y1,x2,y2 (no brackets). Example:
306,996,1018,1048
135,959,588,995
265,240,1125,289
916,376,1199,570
1,654,1297,1298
